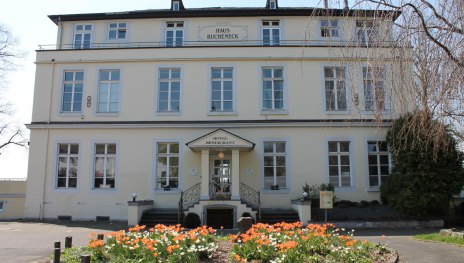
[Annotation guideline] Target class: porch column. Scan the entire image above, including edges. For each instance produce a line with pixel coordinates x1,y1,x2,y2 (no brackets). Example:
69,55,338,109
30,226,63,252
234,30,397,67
200,149,210,200
231,149,240,200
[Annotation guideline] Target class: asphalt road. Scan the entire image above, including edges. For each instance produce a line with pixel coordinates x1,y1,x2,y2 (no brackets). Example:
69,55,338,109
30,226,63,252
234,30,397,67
0,222,463,263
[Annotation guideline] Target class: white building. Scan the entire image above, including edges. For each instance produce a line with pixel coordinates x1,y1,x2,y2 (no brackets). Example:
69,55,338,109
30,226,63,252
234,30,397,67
25,0,410,228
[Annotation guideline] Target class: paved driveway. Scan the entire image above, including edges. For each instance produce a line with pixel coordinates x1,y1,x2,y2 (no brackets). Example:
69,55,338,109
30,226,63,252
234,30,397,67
0,221,463,263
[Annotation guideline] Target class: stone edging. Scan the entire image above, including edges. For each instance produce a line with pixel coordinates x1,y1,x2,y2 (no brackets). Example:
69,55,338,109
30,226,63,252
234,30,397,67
326,220,444,229
439,229,464,238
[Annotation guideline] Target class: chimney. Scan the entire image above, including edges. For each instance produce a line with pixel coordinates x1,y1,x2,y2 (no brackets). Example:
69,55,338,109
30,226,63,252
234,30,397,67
344,0,349,10
324,0,329,8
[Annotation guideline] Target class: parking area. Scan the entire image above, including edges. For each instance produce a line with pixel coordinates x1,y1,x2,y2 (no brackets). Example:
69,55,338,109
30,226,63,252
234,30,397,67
0,221,463,263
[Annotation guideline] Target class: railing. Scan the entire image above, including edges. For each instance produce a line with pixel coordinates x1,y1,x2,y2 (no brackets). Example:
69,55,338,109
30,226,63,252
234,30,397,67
178,183,201,214
38,39,398,50
239,182,261,222
0,178,27,181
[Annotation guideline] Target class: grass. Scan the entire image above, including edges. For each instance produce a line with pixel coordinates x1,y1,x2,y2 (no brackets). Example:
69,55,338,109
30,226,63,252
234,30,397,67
414,233,464,247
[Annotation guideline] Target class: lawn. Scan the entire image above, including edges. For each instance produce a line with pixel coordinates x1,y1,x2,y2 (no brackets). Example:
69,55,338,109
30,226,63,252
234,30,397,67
59,222,397,263
414,233,464,247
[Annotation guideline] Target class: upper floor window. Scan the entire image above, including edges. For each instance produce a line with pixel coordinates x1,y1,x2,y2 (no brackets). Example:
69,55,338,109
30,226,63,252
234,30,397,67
56,143,79,189
172,1,180,11
367,141,390,188
61,71,83,113
211,68,233,112
328,141,351,187
74,24,92,49
262,20,280,46
165,22,184,47
94,143,116,189
158,68,181,112
262,67,284,110
324,67,347,111
108,22,127,40
356,20,378,45
320,20,339,38
156,143,179,189
97,69,120,113
263,141,286,189
363,66,386,111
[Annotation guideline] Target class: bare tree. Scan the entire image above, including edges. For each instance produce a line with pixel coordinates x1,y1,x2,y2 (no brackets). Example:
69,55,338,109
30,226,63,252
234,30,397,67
0,24,27,154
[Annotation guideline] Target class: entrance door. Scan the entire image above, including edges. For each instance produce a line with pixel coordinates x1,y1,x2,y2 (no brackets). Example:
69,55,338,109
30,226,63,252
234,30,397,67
210,158,231,200
206,208,234,229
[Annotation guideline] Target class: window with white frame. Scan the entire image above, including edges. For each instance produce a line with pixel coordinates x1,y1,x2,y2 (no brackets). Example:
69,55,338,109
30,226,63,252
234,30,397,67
97,69,120,113
156,143,179,189
263,142,286,189
165,21,184,47
324,66,347,111
56,144,79,188
61,71,84,113
356,20,378,45
172,1,180,11
211,68,233,112
74,24,92,49
320,20,339,38
262,20,280,46
269,0,277,9
328,141,351,187
94,143,116,189
262,67,284,110
363,66,386,111
108,22,127,40
0,201,4,211
367,141,390,188
158,68,181,112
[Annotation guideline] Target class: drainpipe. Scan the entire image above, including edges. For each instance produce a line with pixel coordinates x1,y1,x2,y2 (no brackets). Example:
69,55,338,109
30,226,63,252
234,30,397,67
40,58,55,220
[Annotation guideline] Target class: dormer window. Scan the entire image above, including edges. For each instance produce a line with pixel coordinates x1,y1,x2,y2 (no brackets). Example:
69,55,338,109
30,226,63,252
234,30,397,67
269,0,277,9
173,1,180,11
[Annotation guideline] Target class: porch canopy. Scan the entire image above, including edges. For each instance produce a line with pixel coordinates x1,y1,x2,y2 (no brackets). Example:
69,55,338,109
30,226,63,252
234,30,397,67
186,129,255,200
185,129,255,152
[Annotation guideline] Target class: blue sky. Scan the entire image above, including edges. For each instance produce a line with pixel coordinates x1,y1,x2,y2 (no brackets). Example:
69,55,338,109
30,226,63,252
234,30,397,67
0,0,328,178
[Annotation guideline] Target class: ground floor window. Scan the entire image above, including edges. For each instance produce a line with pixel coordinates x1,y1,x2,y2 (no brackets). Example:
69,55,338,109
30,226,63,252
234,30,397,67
56,143,79,188
94,143,116,189
156,142,179,189
367,141,390,188
0,201,4,211
328,141,351,187
263,141,286,189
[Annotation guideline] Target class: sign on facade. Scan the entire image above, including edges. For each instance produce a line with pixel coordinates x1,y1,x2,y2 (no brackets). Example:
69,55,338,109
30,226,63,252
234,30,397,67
198,24,248,41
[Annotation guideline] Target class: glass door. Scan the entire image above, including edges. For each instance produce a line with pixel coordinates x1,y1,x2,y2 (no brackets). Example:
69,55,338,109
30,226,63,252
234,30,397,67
210,158,231,199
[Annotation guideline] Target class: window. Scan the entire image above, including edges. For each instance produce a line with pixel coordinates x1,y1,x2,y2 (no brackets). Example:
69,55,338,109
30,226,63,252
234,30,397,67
156,143,179,189
363,66,386,111
173,1,180,11
262,67,284,110
264,142,286,189
74,24,92,49
158,69,181,112
165,22,184,47
356,20,378,45
108,23,127,40
269,0,277,9
211,68,233,112
320,20,339,37
328,141,351,187
367,141,390,188
61,71,84,112
324,67,347,111
56,144,79,188
262,20,280,46
94,143,116,189
0,201,4,212
97,69,120,113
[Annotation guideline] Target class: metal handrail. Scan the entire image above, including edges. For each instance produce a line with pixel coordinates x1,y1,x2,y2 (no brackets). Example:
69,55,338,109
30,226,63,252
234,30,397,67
38,39,399,50
178,183,201,212
239,182,260,209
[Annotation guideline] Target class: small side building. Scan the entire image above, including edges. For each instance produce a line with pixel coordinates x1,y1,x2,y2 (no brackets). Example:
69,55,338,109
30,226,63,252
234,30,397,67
0,179,26,220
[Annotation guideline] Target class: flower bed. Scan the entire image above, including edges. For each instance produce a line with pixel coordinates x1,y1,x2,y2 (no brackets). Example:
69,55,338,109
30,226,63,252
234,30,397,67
60,223,394,263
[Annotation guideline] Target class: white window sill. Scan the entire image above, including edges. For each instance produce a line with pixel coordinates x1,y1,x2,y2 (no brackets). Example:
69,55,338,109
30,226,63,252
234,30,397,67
366,187,381,192
54,188,79,192
154,189,181,194
207,111,238,116
361,109,392,115
261,188,290,194
95,112,120,117
58,112,83,117
260,109,289,115
323,110,351,115
90,188,117,192
157,111,181,116
334,186,356,192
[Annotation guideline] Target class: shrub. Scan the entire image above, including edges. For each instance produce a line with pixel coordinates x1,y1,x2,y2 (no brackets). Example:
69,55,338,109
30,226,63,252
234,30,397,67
184,212,201,229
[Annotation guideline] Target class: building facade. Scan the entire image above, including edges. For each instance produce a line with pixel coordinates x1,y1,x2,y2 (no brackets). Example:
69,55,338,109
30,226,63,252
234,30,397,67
0,179,26,220
25,0,410,227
